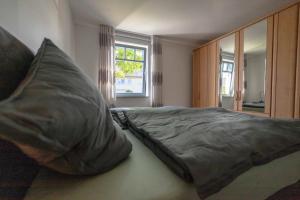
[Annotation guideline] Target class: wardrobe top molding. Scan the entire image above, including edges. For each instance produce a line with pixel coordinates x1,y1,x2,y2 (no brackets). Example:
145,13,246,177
194,0,300,51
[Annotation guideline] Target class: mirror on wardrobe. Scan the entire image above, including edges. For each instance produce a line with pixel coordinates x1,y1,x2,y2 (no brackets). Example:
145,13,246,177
242,20,267,113
218,34,236,110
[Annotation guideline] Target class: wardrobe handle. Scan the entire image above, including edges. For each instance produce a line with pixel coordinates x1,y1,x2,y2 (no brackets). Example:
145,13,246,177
236,90,242,101
235,91,239,101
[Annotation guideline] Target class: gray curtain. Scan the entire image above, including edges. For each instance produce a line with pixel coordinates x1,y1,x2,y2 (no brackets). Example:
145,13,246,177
151,36,163,107
99,24,116,106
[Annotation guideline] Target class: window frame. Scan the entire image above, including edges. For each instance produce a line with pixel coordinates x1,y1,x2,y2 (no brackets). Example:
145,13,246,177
221,60,235,97
115,43,147,97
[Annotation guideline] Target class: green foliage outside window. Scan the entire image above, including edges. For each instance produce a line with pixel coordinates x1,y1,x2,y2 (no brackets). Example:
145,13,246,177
115,45,145,78
116,47,125,59
126,48,135,60
135,50,144,61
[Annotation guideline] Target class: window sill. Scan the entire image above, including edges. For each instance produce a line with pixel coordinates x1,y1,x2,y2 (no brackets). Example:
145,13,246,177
117,95,148,98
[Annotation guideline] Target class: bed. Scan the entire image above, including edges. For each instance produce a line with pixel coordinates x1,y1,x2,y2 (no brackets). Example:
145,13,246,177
1,26,299,200
24,121,300,200
242,102,265,112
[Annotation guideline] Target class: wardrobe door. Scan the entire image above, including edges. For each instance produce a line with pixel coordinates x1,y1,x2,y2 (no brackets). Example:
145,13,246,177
235,32,241,111
218,34,237,111
199,46,208,107
207,42,217,107
265,16,274,115
295,5,300,118
239,18,273,116
192,49,201,107
272,5,299,118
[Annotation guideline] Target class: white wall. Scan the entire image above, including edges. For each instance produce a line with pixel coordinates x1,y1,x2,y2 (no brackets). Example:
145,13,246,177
74,23,100,82
0,0,75,59
244,53,266,102
116,39,195,107
161,40,194,107
75,24,153,107
74,22,195,107
0,0,194,107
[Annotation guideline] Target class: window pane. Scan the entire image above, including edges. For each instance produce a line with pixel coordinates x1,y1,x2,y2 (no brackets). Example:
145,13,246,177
126,48,135,60
227,63,233,72
135,49,144,61
116,77,143,93
115,61,143,75
221,72,232,96
115,46,125,59
115,59,144,94
222,63,227,71
222,72,231,96
115,44,146,95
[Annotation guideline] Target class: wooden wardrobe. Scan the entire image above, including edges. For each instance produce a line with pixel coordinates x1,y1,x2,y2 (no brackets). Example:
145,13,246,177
192,42,217,108
192,2,300,119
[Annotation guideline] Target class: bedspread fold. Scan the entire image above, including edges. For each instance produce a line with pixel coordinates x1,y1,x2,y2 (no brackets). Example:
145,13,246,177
111,107,300,199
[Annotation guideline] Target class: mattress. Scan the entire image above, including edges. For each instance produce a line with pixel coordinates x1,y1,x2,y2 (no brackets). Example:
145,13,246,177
25,126,300,200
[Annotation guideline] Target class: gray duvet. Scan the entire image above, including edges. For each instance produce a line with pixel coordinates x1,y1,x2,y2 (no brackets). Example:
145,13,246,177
111,107,300,199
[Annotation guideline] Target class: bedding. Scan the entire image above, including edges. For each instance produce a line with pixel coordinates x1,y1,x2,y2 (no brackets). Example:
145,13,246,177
243,102,265,108
0,38,132,175
25,125,300,200
266,180,300,200
242,102,265,112
0,26,34,100
0,139,40,200
111,107,300,199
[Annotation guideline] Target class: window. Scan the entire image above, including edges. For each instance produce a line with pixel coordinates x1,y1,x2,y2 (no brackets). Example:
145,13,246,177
115,43,147,97
221,61,234,96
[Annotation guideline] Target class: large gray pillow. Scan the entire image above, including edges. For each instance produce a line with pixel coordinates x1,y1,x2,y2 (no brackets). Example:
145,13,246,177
0,26,34,100
0,39,132,175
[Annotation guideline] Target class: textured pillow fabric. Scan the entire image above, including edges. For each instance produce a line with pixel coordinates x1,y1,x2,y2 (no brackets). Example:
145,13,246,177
0,39,132,175
0,26,34,100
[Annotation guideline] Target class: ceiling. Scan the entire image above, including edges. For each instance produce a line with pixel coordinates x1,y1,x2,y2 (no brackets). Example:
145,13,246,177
70,0,298,44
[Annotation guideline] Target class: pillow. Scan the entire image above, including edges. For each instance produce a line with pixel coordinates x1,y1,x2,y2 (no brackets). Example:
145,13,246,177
0,39,132,175
0,26,34,100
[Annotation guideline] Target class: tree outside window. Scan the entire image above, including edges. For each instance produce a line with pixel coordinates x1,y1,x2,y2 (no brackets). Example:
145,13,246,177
115,44,146,96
